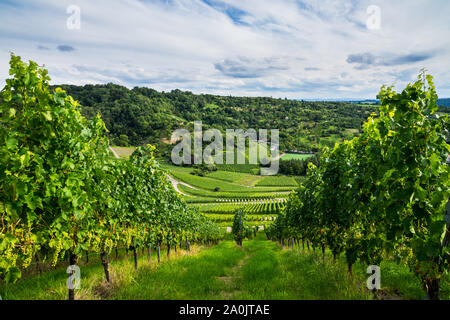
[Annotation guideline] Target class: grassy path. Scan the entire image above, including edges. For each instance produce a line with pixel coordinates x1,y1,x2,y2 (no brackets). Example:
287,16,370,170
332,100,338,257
111,235,370,300
223,236,370,300
112,241,246,299
1,234,448,300
166,174,197,196
114,234,447,300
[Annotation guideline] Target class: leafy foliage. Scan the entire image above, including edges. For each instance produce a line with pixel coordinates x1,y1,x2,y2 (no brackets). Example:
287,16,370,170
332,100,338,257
57,84,378,153
279,154,319,176
0,55,222,285
267,73,450,299
232,209,247,247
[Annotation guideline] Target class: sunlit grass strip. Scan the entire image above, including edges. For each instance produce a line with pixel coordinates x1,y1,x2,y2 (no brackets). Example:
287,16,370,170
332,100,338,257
170,171,291,193
110,146,136,159
255,176,298,187
177,184,292,199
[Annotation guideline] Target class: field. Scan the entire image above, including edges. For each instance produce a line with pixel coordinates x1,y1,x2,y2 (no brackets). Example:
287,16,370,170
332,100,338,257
2,234,447,300
160,150,301,229
169,170,286,193
162,162,297,230
255,176,298,187
235,174,263,186
206,170,251,183
178,184,290,200
195,200,285,215
110,146,136,159
3,29,449,304
281,153,314,160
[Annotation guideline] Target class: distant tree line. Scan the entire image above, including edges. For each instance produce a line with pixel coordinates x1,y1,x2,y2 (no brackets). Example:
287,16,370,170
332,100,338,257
54,83,380,157
279,154,320,176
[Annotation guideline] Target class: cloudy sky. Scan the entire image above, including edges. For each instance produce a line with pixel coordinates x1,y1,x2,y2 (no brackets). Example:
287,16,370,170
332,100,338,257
0,0,449,99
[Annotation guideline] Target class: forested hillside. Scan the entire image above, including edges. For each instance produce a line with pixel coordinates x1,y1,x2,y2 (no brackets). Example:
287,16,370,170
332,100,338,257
438,98,450,108
56,84,379,153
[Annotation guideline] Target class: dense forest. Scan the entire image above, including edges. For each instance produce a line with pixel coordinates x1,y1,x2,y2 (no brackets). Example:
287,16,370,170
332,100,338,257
56,84,380,154
54,84,449,162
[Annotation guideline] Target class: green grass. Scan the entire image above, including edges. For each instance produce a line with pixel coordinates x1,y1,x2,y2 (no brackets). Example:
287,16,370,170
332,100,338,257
235,174,262,186
294,176,306,185
112,241,246,299
228,236,371,299
215,163,260,174
255,176,298,187
194,201,284,215
3,235,444,300
194,203,248,214
0,245,208,300
161,166,259,186
169,171,291,193
206,171,247,183
110,146,136,159
281,153,314,161
178,184,291,199
160,163,194,173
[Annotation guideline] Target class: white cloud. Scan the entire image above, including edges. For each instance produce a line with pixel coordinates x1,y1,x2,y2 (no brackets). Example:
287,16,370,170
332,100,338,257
0,0,449,99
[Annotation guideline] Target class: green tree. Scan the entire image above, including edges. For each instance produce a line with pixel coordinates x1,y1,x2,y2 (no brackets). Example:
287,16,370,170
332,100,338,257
232,209,246,247
118,134,129,147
